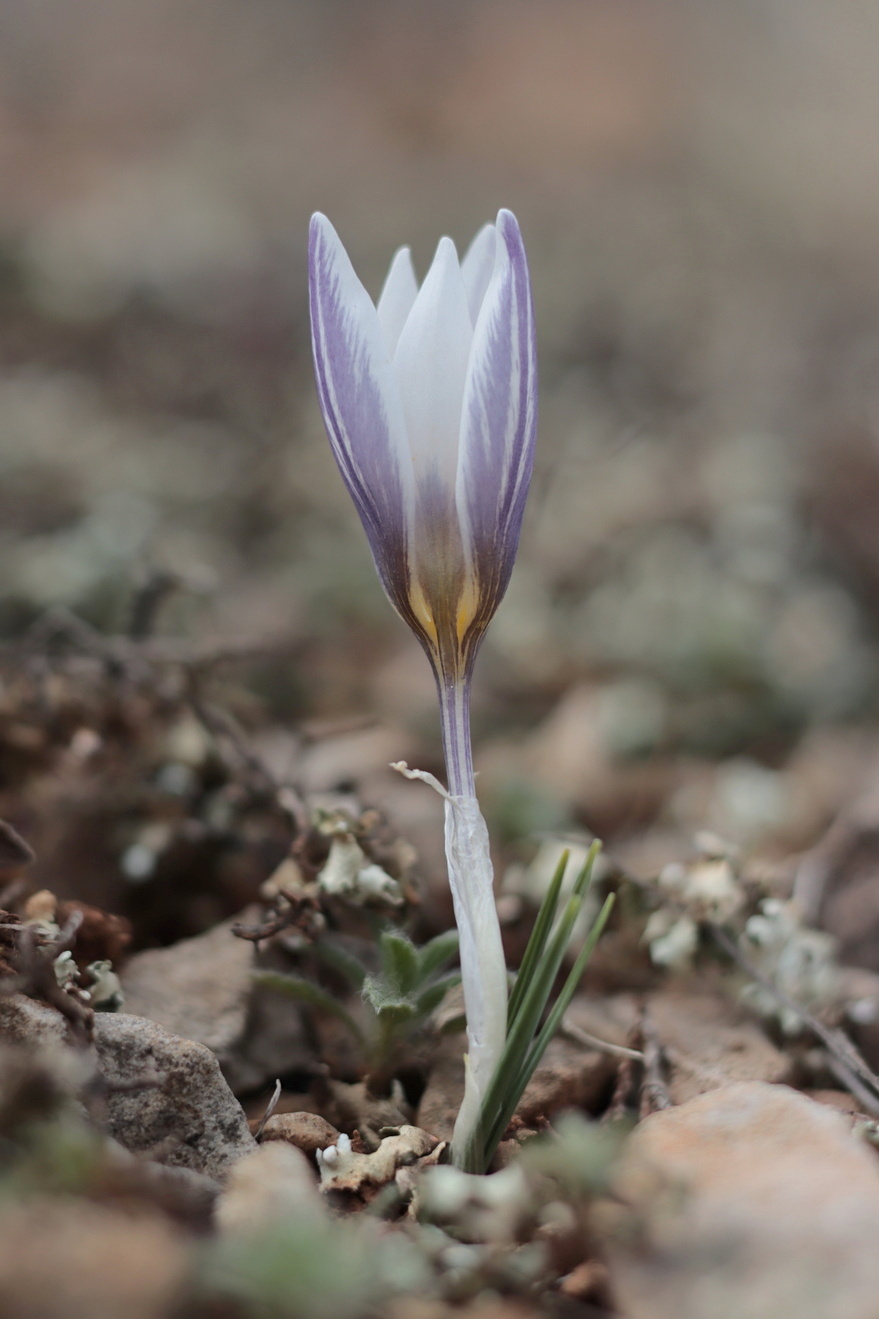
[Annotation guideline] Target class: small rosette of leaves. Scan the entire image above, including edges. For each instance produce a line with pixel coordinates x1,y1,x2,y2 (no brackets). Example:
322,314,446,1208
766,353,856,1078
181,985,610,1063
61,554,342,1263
255,926,460,1086
362,928,461,1025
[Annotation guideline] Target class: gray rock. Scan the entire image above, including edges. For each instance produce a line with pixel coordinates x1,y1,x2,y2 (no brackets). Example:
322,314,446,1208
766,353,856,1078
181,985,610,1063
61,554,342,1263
0,992,68,1049
93,1013,255,1181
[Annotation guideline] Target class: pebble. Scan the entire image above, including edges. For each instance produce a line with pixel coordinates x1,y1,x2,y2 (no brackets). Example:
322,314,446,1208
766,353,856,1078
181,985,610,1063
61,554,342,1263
259,1110,341,1155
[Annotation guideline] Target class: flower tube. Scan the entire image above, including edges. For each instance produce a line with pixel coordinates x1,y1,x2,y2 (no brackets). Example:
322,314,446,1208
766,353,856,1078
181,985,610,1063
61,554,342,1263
308,209,537,1168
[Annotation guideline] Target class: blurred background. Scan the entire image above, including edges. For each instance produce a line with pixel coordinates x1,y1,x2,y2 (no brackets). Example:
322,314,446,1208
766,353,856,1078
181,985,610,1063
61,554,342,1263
4,0,879,956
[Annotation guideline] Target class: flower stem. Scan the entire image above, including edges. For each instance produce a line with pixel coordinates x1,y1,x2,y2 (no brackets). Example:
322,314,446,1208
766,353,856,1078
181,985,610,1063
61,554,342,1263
436,677,508,1171
438,676,475,798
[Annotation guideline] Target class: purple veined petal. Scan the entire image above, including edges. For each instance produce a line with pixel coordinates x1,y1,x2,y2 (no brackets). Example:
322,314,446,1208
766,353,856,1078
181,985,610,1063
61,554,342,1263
460,223,497,328
455,209,537,633
308,213,417,614
394,236,473,497
376,246,419,358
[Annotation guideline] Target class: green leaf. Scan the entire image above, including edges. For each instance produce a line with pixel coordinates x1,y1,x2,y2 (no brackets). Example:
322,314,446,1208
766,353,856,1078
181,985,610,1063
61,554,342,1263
500,847,600,1093
362,973,415,1021
253,970,365,1043
506,847,570,1027
379,930,420,995
415,929,459,984
313,938,369,990
520,893,615,1087
487,892,615,1156
414,972,460,1018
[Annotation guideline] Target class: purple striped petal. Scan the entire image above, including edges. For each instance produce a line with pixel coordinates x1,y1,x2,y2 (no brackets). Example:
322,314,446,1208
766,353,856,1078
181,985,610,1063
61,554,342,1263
308,213,415,616
455,209,537,634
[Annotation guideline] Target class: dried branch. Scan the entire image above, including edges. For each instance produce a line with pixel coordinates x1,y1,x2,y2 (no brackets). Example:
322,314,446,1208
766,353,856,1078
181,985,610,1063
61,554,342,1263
638,1005,671,1117
253,1079,283,1140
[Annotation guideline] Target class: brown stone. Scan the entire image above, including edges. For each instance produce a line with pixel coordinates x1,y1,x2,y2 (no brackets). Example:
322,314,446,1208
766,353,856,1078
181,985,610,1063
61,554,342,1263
119,909,310,1093
568,984,789,1103
607,1082,879,1319
260,1110,341,1155
119,914,256,1060
0,1199,186,1319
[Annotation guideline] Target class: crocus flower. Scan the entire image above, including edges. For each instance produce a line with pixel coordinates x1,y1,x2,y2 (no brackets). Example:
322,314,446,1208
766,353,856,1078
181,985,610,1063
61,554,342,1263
308,209,537,1169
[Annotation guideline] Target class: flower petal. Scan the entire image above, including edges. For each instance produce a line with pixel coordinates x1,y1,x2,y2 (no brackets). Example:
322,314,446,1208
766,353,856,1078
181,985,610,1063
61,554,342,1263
308,213,415,611
376,245,418,357
460,222,496,327
393,235,473,494
455,209,537,627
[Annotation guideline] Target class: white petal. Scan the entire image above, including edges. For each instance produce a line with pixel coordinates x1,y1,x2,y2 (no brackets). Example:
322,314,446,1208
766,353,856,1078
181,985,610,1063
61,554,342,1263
376,246,418,357
460,223,496,326
393,236,473,489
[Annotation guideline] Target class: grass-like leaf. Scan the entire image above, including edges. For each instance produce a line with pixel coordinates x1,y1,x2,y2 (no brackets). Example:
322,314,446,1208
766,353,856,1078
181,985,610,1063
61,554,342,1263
506,847,569,1025
453,841,613,1173
485,891,615,1156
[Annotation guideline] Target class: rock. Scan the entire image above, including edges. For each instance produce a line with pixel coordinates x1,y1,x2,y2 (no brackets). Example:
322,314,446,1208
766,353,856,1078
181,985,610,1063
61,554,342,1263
216,1141,322,1233
119,916,254,1053
260,1110,341,1156
606,1082,879,1319
0,992,68,1049
0,1199,187,1319
93,1012,255,1181
120,911,309,1093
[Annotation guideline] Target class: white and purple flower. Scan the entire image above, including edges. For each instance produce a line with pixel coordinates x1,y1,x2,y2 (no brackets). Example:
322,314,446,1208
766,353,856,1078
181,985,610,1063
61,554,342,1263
309,210,536,704
308,210,537,1169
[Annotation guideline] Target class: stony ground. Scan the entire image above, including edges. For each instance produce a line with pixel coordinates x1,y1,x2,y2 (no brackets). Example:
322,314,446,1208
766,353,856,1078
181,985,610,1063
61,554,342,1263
4,655,879,1319
6,2,879,1315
